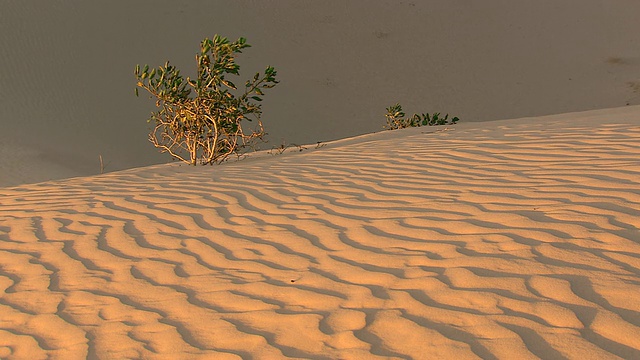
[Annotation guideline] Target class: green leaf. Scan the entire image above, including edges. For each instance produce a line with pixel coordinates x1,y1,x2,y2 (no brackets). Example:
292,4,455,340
251,96,262,101
222,80,237,89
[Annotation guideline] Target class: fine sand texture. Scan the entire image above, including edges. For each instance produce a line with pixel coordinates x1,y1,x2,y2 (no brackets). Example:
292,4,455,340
1,106,639,359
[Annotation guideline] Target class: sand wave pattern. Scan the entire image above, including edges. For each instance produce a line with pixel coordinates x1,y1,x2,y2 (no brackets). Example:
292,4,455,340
1,117,640,359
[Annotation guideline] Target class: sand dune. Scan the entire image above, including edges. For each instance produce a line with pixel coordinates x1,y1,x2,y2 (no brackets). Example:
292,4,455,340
1,107,640,359
2,1,640,187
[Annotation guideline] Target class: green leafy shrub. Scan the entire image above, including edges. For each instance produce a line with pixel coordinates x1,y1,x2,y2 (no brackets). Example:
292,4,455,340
384,103,459,130
135,35,278,165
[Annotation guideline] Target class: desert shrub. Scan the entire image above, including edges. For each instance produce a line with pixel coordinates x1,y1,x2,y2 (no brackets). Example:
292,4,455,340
135,35,278,165
384,103,459,130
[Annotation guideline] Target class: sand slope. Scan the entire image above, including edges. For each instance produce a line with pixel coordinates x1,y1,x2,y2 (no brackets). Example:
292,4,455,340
2,0,640,187
1,107,639,359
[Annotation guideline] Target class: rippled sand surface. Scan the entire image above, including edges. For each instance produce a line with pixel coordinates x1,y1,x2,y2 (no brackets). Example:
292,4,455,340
1,107,639,359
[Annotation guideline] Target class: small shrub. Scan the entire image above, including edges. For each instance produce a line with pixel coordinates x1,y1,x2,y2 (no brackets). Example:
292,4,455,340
135,35,278,165
384,103,459,130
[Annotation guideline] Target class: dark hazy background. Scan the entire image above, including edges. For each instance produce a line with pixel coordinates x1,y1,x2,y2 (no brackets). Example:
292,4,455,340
1,0,639,186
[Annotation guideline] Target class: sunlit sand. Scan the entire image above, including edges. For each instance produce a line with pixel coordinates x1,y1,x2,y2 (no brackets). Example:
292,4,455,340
1,107,639,358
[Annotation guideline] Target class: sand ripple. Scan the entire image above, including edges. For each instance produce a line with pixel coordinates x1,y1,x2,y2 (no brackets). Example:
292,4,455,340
1,114,639,359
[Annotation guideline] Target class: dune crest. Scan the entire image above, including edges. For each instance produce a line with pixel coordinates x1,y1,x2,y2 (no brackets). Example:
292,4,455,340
1,107,640,359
